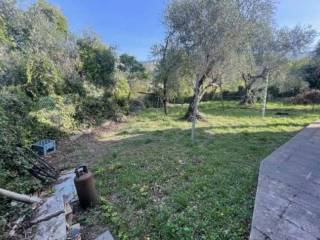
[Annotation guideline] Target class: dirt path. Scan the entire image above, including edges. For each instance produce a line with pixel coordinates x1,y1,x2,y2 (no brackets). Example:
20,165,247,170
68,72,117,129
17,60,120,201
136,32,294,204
39,121,125,240
47,121,122,171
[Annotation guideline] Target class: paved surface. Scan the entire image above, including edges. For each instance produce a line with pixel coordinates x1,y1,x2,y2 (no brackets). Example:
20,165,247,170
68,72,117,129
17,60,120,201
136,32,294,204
250,121,320,240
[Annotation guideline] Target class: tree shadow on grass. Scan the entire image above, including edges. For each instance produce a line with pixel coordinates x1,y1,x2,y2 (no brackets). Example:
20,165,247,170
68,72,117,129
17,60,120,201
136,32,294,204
51,125,302,239
198,101,320,118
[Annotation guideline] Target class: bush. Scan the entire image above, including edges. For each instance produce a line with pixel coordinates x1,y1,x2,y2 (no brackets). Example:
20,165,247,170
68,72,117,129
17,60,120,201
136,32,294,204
113,73,130,109
143,89,163,108
75,92,127,124
75,96,109,125
30,95,78,136
0,89,78,195
0,89,41,193
292,89,320,105
129,99,145,113
25,53,63,99
222,89,242,101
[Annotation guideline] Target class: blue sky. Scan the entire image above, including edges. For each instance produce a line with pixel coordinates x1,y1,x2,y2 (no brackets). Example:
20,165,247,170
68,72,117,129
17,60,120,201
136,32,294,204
46,0,320,61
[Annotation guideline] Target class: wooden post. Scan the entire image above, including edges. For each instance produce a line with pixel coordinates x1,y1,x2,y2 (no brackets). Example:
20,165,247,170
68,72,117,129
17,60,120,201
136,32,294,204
262,74,269,118
191,79,200,143
0,188,42,204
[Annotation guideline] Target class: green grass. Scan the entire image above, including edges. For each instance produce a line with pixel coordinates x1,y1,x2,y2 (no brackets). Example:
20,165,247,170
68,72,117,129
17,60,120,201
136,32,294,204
80,101,319,240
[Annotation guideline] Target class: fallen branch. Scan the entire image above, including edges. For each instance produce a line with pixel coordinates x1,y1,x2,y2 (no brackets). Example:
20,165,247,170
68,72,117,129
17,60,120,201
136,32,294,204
138,91,156,95
16,147,59,182
0,188,42,204
30,210,64,226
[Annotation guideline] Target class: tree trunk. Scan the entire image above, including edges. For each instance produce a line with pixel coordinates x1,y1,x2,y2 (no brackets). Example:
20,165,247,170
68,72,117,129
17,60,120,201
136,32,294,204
240,77,255,105
163,99,168,115
184,92,201,121
184,73,208,121
240,88,255,105
240,68,269,105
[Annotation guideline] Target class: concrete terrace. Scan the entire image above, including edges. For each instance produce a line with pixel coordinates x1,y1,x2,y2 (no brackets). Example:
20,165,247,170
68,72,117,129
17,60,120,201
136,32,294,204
250,121,320,240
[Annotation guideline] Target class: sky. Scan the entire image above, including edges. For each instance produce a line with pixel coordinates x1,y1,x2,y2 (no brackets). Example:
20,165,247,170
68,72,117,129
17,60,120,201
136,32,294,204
44,0,320,61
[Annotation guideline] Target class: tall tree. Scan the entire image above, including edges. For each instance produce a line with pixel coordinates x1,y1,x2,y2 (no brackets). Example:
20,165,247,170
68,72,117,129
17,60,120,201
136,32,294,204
77,33,116,88
152,34,188,115
166,0,236,121
164,0,274,142
118,54,145,77
36,0,68,34
297,42,320,90
240,25,316,108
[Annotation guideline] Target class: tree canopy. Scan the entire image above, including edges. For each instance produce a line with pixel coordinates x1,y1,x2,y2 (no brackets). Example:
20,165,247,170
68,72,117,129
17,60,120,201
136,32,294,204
78,33,116,88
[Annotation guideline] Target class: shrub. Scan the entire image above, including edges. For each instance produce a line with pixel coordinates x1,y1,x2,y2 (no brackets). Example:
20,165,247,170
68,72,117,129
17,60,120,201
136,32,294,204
113,73,130,109
0,89,41,193
25,53,63,99
129,99,145,113
76,94,129,124
75,96,109,125
78,33,116,88
143,89,163,108
292,89,320,105
30,95,78,136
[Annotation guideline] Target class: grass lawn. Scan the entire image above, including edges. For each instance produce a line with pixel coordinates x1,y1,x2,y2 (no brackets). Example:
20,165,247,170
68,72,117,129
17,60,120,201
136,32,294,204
64,101,319,240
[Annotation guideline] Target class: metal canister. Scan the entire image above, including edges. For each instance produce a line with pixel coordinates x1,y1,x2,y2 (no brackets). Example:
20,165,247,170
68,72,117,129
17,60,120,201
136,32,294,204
74,165,97,209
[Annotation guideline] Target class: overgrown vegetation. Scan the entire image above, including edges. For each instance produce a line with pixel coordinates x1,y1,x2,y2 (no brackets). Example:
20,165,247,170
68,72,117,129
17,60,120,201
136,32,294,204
0,0,147,222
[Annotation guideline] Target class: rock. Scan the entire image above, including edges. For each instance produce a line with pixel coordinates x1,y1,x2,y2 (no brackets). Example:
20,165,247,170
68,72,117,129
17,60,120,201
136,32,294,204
69,223,81,240
95,230,114,240
69,133,83,141
64,202,73,226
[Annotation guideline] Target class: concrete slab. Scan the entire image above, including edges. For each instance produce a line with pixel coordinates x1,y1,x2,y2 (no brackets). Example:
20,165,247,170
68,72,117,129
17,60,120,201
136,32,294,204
34,194,67,240
53,171,78,204
34,212,67,240
34,171,77,240
36,195,64,219
250,121,320,240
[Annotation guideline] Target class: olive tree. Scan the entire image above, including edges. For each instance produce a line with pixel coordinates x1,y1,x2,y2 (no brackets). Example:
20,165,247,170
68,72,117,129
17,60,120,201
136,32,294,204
152,33,190,115
240,25,317,114
166,0,243,121
165,0,273,141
